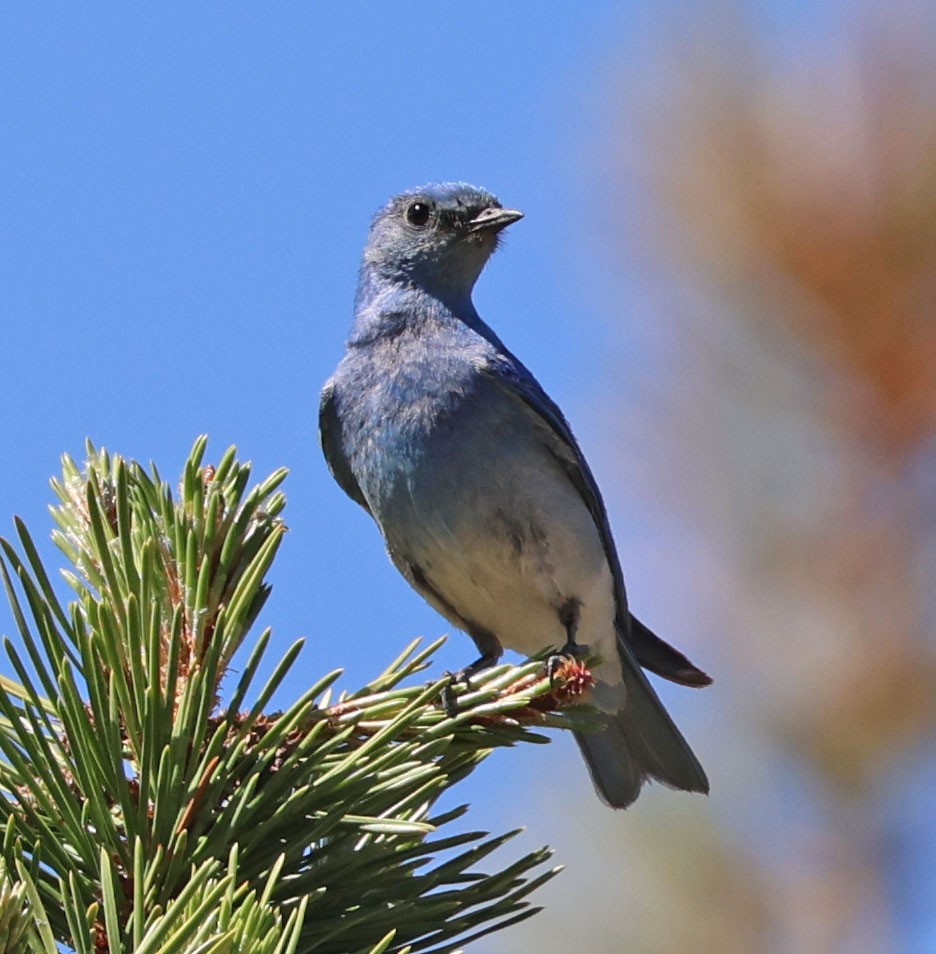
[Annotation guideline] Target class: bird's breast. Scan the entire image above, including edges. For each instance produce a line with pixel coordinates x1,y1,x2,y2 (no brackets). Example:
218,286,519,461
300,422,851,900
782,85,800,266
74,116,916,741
343,343,482,498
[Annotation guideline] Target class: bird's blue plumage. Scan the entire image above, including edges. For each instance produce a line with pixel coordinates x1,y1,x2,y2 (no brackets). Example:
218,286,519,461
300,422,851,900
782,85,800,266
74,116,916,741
320,182,710,808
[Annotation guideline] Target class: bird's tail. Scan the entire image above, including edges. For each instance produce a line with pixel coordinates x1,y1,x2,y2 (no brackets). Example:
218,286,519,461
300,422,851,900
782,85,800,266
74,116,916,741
573,626,709,809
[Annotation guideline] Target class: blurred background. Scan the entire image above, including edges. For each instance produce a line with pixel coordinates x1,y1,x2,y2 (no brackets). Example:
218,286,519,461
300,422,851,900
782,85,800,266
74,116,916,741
2,3,935,952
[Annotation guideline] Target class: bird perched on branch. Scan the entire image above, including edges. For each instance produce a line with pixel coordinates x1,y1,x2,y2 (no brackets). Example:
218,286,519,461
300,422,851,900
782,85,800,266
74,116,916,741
320,182,711,808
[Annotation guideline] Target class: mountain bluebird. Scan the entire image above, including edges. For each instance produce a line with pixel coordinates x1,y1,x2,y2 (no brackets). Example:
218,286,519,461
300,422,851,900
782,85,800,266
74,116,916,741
320,183,711,808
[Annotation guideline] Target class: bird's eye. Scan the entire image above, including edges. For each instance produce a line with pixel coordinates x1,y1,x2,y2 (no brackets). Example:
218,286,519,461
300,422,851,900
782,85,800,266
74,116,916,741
406,201,432,227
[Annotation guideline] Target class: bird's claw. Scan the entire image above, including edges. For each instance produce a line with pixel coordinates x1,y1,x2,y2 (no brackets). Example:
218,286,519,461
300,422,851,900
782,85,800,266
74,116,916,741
546,642,590,686
440,669,473,717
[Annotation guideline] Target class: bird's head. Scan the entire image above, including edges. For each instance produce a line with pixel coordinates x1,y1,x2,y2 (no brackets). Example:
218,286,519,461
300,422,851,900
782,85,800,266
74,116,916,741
362,183,523,299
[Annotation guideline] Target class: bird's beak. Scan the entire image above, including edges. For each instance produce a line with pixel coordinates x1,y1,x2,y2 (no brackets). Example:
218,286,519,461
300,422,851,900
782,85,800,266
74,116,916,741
467,206,524,233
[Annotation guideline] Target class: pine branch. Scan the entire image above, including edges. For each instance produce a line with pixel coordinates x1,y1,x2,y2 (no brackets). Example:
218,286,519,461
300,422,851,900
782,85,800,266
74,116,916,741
0,439,599,954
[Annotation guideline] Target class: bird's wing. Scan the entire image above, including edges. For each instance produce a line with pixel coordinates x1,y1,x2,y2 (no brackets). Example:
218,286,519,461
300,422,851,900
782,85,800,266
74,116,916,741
482,354,628,606
319,380,371,512
482,354,711,687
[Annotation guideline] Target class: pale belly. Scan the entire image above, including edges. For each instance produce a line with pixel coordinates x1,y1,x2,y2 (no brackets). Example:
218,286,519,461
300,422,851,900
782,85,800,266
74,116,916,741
379,428,625,691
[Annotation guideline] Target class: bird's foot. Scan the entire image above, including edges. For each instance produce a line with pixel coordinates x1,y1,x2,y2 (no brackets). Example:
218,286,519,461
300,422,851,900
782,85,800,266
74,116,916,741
440,669,472,717
546,640,590,686
440,649,500,716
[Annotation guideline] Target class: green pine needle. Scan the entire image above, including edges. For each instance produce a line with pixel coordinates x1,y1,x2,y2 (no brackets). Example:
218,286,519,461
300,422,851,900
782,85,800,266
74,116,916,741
0,438,600,953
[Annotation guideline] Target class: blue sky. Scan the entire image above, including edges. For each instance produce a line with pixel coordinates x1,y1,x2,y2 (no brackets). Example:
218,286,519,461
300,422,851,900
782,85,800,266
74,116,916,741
0,1,639,844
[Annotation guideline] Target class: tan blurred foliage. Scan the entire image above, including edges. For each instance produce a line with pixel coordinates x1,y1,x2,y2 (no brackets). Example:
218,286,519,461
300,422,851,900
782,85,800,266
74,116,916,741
617,3,936,793
636,7,936,459
500,6,936,954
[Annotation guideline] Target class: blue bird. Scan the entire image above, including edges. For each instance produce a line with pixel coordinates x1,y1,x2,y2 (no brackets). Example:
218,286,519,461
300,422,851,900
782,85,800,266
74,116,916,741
320,183,711,808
